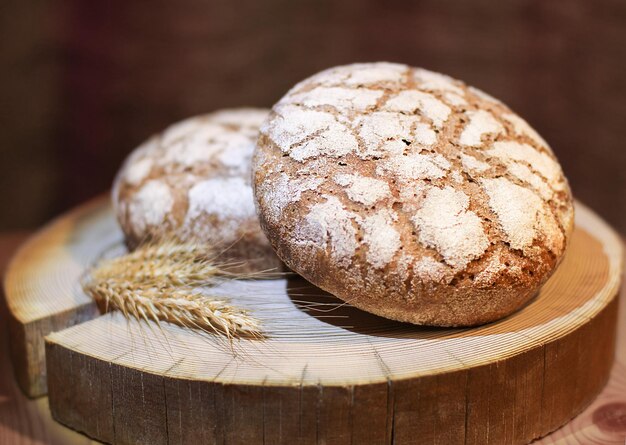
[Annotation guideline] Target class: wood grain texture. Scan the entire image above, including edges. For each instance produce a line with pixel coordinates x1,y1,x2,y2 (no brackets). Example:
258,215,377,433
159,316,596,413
3,197,620,444
0,228,625,444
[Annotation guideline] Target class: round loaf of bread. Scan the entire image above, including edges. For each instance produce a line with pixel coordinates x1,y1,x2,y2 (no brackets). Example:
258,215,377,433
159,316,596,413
113,108,282,273
253,63,575,326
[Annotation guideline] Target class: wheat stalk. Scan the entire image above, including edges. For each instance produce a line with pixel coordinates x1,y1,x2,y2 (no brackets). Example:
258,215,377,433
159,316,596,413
82,239,264,339
90,240,221,285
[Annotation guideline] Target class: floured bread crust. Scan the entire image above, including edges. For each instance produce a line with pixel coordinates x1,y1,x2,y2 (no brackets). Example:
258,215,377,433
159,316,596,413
113,108,282,273
253,63,574,326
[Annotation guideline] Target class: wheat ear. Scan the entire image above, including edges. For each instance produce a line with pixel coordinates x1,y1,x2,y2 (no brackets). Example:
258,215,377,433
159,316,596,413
90,240,222,286
83,239,264,339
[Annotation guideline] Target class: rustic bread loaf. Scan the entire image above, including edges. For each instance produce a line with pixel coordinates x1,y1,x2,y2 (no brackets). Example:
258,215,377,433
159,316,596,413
253,62,574,326
113,108,282,273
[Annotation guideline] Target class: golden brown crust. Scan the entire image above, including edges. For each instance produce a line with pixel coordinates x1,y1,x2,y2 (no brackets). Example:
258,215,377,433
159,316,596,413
113,108,283,273
253,63,574,326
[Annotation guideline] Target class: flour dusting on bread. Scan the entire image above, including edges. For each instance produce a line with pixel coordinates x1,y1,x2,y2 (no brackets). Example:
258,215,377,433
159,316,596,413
114,108,282,272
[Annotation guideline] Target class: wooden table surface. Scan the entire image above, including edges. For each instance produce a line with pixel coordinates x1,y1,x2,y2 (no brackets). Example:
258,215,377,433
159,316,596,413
1,232,625,445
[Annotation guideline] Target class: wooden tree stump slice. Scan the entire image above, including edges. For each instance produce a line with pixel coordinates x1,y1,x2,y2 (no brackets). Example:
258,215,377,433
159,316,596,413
4,197,623,444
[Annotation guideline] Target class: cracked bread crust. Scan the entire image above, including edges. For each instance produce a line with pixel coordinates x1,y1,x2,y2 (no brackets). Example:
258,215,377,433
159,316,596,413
113,108,282,273
253,62,575,326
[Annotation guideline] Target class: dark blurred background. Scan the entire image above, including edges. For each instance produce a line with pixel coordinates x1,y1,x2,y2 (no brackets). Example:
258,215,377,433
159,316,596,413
1,0,625,233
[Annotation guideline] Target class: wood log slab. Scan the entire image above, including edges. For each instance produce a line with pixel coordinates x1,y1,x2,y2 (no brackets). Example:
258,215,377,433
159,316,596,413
3,197,623,444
